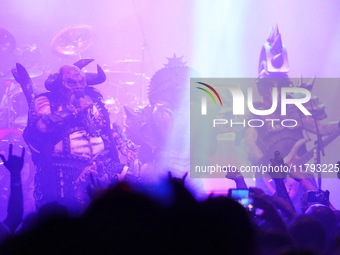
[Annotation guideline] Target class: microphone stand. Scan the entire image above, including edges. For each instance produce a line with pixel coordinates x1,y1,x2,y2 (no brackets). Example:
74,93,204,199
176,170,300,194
132,0,155,104
310,99,324,190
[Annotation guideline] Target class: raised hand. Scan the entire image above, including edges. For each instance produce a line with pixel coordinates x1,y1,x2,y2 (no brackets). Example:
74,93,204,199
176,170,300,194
225,167,243,179
76,162,98,183
252,193,287,232
268,158,287,179
168,171,188,187
0,144,25,175
87,173,106,200
225,167,248,189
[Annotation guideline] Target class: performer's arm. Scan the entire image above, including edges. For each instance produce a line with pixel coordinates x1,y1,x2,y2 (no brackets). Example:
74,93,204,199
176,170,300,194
112,122,139,163
35,96,52,132
111,122,140,180
35,96,77,133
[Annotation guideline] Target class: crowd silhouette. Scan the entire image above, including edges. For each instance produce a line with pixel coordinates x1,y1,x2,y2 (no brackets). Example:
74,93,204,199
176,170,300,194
0,145,339,255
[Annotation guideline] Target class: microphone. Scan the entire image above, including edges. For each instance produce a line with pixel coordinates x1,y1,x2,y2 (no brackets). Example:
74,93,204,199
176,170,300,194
274,151,284,166
74,90,85,99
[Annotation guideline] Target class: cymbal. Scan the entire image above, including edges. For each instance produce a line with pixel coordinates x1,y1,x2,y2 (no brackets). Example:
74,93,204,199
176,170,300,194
0,28,16,56
114,59,141,63
104,70,148,85
103,59,143,73
50,24,94,57
14,115,27,126
103,70,145,75
103,70,129,74
0,69,43,80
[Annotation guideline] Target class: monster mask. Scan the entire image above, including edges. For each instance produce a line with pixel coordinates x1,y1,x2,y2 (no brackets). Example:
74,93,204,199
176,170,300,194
45,58,106,95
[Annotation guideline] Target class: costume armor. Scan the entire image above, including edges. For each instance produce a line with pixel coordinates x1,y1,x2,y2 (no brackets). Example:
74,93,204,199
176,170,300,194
251,25,327,167
124,55,207,199
246,25,337,207
12,59,127,213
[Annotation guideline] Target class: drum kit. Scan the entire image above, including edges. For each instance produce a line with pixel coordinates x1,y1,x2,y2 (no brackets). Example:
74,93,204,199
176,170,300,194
103,59,150,127
49,24,150,127
0,25,150,211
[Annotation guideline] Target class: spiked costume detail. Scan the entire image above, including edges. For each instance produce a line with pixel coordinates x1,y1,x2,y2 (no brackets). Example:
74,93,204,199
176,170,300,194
148,54,191,108
258,25,289,79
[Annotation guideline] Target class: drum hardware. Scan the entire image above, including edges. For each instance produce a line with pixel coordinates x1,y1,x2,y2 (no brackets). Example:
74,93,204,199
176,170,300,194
104,70,141,83
0,28,16,57
50,24,95,58
103,69,149,107
114,59,142,63
14,43,46,73
103,58,146,74
0,80,29,129
0,69,42,80
12,92,28,128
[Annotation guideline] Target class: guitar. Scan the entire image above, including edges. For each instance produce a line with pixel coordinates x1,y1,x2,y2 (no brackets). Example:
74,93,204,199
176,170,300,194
264,128,340,198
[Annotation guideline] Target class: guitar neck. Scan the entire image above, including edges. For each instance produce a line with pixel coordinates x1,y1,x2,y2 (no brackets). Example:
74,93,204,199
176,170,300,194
295,129,340,166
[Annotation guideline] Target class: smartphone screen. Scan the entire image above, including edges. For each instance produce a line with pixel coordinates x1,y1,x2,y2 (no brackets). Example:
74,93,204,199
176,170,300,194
307,190,329,206
229,189,254,211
